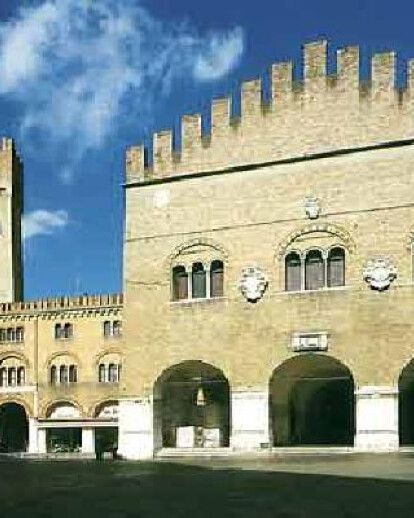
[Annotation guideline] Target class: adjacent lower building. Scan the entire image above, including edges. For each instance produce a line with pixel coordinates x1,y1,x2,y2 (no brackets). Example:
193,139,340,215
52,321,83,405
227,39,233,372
2,40,414,458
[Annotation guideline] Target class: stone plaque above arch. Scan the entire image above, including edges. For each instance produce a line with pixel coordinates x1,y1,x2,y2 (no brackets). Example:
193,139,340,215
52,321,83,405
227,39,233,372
276,222,356,260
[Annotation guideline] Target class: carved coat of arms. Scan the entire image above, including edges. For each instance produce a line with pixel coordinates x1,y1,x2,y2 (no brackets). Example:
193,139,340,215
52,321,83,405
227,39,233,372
363,258,397,291
239,266,268,302
305,197,320,219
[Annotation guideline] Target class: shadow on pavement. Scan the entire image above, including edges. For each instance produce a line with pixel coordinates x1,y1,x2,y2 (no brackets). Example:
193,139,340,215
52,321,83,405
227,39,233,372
0,459,413,517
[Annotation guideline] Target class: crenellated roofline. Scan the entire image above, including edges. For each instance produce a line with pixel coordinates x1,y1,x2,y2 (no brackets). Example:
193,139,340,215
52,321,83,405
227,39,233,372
125,40,414,185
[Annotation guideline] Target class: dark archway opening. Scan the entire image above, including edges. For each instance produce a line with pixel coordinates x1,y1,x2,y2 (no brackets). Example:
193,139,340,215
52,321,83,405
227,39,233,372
399,360,414,445
95,428,118,453
0,403,28,452
154,360,230,448
269,355,355,446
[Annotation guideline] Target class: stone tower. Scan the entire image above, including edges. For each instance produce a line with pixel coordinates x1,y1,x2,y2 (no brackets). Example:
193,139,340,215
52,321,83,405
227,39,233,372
0,138,23,302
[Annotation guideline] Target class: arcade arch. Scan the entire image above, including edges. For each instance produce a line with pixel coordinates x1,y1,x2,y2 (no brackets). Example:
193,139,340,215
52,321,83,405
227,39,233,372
269,354,355,446
0,402,28,452
153,361,230,448
399,358,414,445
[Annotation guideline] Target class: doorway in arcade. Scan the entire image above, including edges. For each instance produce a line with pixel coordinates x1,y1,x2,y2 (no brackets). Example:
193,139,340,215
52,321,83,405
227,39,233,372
269,354,355,446
154,360,230,448
0,402,28,452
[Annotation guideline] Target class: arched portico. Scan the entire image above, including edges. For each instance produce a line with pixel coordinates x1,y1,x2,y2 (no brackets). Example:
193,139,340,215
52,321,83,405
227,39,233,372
399,359,414,445
0,402,28,452
154,361,230,448
269,354,355,446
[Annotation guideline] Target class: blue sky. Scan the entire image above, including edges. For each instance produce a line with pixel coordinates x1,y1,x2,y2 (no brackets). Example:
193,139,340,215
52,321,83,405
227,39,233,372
0,0,413,299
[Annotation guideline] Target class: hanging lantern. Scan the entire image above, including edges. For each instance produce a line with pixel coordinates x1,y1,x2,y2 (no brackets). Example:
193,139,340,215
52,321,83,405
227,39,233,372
196,386,206,406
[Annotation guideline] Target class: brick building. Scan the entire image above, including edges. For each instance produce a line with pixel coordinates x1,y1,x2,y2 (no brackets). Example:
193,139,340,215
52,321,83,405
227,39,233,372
2,41,414,458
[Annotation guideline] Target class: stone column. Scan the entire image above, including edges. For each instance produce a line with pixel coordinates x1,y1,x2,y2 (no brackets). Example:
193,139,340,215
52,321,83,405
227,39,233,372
28,418,38,454
355,386,399,451
82,428,95,454
37,428,47,454
231,391,269,449
205,264,211,298
187,265,193,299
300,253,305,290
118,398,154,459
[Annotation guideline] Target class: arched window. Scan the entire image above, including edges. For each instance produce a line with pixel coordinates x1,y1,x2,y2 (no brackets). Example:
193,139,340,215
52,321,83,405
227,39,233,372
172,265,188,301
305,249,325,290
285,252,302,291
17,367,25,386
210,260,224,297
0,368,6,387
108,364,118,383
192,262,206,299
7,367,16,387
99,364,106,383
50,366,57,385
328,247,345,287
69,365,77,383
60,365,68,384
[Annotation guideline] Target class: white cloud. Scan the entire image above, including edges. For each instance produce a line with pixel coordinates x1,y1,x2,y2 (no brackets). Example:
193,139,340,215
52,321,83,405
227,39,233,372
0,1,245,169
23,209,69,240
194,28,244,82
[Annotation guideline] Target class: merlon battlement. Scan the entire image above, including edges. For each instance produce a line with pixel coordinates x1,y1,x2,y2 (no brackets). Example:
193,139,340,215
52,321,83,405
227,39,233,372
0,293,123,315
126,40,414,184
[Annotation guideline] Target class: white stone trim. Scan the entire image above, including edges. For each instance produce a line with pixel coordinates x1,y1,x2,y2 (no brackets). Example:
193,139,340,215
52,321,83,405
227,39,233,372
0,384,36,394
291,331,328,352
354,385,399,451
81,428,95,454
118,398,154,459
230,391,269,449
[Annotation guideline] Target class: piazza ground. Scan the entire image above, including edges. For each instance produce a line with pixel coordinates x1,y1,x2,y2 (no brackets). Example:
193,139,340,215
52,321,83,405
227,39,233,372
1,454,414,517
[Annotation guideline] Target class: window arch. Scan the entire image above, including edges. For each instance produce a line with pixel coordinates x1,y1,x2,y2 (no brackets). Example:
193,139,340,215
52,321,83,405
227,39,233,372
210,260,224,297
0,358,26,387
98,354,121,383
172,265,188,301
60,365,68,384
305,249,325,290
69,365,77,383
99,364,106,383
50,366,57,385
172,260,225,301
108,364,119,383
285,252,302,292
7,368,16,387
17,367,25,386
0,368,6,387
327,247,345,287
49,356,78,385
192,262,206,299
284,246,347,291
